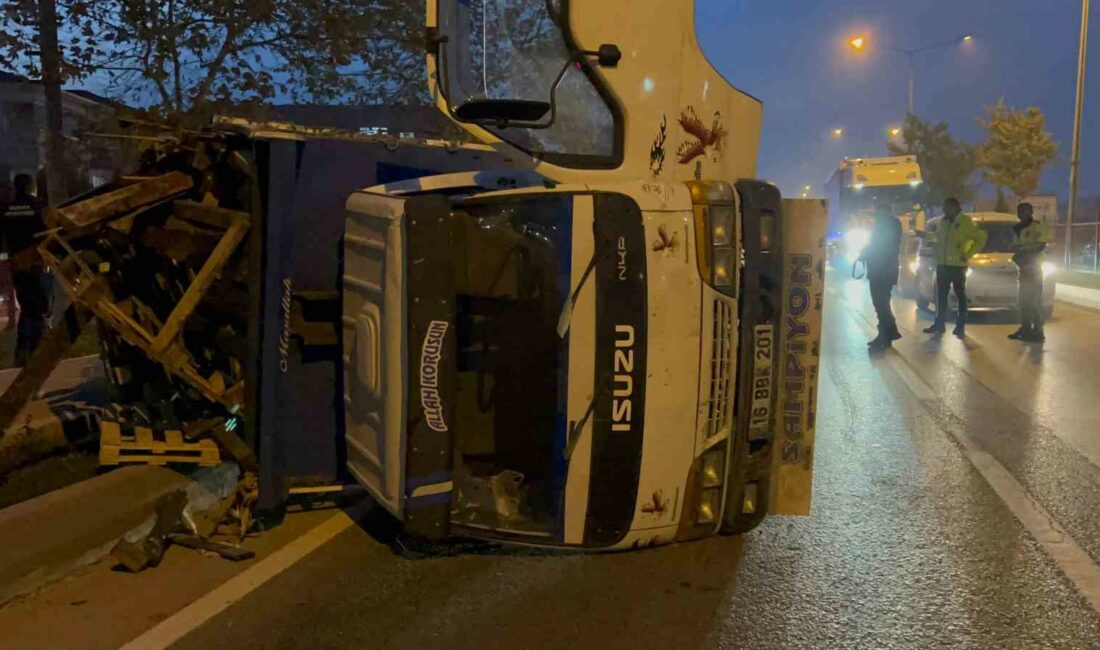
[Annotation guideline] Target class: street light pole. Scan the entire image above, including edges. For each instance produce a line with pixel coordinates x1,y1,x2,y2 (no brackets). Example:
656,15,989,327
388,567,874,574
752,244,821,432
854,34,972,117
1066,0,1090,268
906,51,915,116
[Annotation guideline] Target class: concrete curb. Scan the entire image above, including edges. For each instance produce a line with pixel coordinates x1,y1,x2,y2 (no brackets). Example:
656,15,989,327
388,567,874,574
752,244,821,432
1056,282,1100,311
0,465,191,606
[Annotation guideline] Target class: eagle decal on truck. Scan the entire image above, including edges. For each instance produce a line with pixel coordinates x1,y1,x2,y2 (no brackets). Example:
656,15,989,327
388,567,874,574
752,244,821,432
676,106,727,165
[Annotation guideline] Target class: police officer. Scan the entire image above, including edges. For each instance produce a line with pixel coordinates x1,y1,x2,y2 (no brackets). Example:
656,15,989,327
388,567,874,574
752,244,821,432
0,174,49,364
1008,202,1051,343
922,197,987,338
860,204,902,351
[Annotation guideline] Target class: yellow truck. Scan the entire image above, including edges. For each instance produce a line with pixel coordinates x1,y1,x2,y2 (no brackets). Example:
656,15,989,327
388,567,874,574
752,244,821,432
335,0,827,548
826,155,925,266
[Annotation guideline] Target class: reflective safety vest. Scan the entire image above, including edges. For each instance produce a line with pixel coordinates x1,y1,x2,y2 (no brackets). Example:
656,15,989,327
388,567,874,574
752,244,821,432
928,214,987,267
1014,219,1053,265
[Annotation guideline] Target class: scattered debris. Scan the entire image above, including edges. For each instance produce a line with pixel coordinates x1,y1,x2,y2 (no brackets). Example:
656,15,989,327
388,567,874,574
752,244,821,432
165,534,254,562
111,490,187,572
0,131,257,481
111,463,258,571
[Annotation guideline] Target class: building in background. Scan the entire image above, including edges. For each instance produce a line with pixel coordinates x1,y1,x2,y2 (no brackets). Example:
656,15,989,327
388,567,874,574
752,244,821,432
0,71,128,196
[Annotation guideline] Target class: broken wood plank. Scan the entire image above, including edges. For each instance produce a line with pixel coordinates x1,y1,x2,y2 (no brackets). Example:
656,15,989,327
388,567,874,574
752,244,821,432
0,307,86,437
57,172,193,230
149,213,249,354
173,200,251,230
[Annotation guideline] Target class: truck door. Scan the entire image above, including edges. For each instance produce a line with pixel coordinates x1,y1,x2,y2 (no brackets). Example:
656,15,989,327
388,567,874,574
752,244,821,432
343,192,456,539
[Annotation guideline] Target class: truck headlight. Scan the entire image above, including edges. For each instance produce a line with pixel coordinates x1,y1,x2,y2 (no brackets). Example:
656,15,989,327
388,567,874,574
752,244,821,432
759,211,774,252
697,487,721,524
908,259,920,274
710,204,734,246
712,247,735,288
687,181,738,295
844,227,870,262
700,447,725,488
1042,262,1057,277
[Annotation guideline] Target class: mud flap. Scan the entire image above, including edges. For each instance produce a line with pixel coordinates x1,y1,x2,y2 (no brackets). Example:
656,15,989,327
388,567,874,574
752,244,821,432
769,198,827,516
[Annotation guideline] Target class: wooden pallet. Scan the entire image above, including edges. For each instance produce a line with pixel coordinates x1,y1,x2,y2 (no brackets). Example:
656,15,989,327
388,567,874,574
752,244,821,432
99,420,221,467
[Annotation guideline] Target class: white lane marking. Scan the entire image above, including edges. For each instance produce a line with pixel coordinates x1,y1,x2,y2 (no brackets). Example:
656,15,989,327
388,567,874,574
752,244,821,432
884,350,1100,615
120,510,358,650
884,354,936,400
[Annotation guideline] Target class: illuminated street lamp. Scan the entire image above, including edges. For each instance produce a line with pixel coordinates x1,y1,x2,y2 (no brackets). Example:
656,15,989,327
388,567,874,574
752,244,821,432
849,33,974,115
888,126,902,137
832,128,844,138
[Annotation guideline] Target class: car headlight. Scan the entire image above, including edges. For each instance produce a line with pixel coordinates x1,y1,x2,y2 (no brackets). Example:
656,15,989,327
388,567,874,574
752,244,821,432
908,259,920,274
967,267,974,277
1042,262,1057,277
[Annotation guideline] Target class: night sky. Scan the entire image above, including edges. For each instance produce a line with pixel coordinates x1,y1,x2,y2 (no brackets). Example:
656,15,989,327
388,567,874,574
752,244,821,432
696,0,1095,205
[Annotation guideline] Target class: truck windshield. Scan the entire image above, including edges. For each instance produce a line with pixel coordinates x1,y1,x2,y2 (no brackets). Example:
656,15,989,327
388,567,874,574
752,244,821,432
841,184,924,219
449,196,572,538
441,0,618,164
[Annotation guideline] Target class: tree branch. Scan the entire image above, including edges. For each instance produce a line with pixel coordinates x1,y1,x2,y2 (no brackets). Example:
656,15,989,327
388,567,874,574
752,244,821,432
168,0,183,112
190,23,239,108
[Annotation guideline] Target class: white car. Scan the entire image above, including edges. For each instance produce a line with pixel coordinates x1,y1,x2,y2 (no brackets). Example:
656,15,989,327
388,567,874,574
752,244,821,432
915,212,1056,318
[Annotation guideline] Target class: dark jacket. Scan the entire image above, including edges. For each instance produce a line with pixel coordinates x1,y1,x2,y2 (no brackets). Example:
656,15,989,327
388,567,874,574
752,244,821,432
862,215,902,285
0,191,46,257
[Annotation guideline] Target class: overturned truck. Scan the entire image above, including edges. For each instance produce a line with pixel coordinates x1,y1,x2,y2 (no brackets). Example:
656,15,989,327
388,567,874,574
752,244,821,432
5,0,828,550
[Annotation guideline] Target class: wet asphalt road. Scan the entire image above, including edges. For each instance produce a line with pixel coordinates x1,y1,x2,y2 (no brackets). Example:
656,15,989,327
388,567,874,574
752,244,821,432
168,274,1100,650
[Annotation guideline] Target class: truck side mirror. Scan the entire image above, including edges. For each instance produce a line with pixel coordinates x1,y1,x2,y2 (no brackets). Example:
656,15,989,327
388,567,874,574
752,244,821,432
588,44,622,68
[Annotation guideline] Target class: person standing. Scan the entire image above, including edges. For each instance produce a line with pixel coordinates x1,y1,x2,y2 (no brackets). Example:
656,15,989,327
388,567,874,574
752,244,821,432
860,205,902,351
1008,202,1051,343
0,174,49,364
922,197,987,338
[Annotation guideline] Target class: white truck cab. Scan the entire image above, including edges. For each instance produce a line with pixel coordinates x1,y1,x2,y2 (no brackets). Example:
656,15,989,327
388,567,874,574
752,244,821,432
339,0,826,549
